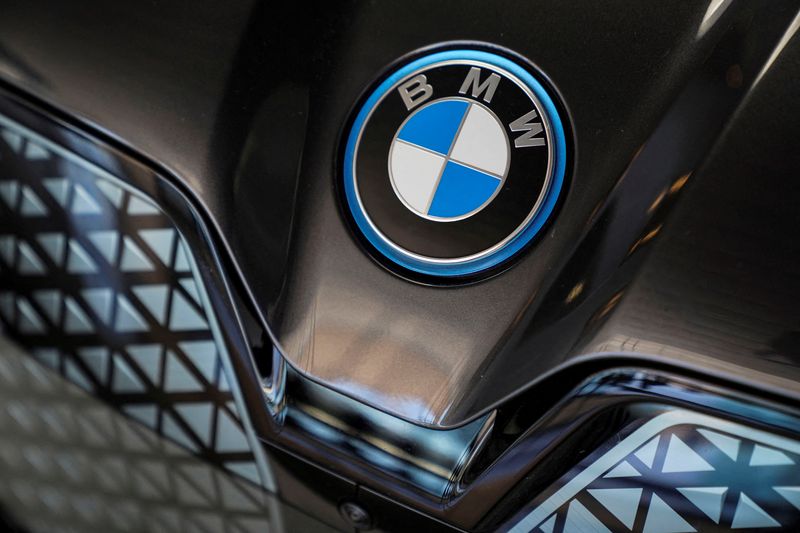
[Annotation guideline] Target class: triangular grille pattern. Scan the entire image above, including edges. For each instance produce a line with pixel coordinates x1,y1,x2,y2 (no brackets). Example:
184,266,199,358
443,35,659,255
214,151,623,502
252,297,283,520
0,116,271,491
510,411,800,532
0,336,284,533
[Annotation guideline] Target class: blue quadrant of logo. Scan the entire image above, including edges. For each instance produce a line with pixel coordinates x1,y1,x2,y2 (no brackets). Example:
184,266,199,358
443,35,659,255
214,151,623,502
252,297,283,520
396,100,469,155
428,161,501,218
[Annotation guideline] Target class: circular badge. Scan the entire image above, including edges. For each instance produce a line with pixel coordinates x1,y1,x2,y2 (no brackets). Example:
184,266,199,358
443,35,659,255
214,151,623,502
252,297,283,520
342,48,567,278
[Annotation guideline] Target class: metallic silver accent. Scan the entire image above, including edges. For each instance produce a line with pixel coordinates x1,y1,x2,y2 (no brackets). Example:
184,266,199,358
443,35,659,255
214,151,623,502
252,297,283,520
509,109,546,148
398,74,434,110
352,58,556,264
451,410,497,495
458,66,501,103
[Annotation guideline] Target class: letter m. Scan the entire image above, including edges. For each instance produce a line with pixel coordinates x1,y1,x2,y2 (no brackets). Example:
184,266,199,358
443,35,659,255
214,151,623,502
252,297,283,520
458,67,501,104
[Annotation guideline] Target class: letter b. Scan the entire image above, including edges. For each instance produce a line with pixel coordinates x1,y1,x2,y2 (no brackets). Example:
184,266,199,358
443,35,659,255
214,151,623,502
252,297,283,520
398,75,433,110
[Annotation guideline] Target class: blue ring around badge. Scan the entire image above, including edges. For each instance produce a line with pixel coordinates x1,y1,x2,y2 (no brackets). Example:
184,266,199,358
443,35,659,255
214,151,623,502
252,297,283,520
343,48,567,278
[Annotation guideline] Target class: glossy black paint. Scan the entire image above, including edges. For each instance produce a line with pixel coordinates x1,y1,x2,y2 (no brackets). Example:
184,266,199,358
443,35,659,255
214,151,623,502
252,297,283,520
10,86,800,531
3,0,800,430
3,1,800,531
466,1,800,423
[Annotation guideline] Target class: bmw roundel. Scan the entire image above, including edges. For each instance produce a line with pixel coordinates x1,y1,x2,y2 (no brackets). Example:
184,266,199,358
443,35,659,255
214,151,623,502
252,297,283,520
342,47,567,278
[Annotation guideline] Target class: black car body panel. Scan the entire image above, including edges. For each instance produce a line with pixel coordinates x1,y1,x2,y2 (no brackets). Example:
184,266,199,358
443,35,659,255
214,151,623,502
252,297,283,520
1,1,800,531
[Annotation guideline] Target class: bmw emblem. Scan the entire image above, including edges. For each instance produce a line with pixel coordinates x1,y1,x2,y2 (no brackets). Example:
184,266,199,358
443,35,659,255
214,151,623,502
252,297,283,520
342,47,567,279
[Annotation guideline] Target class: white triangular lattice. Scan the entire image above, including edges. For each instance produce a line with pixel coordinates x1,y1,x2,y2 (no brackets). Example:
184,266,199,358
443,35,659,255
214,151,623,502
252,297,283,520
126,345,162,385
67,239,99,274
64,297,94,334
132,284,170,324
750,444,795,467
677,487,727,524
17,241,45,274
174,243,190,272
215,410,249,453
1,130,22,152
20,186,47,216
36,233,66,266
127,196,160,216
643,494,696,533
731,493,780,529
115,295,148,333
698,428,740,461
139,228,175,266
120,237,155,272
0,235,15,266
33,290,62,324
588,488,642,529
175,403,214,447
179,278,201,305
634,436,660,469
169,292,207,331
164,351,203,392
536,515,556,533
64,359,93,391
0,181,19,209
87,230,120,265
81,288,114,324
775,486,800,511
662,434,714,473
24,141,49,160
178,340,217,383
563,499,611,533
95,180,123,208
162,413,199,452
604,461,641,479
112,355,146,394
16,297,45,334
77,347,110,384
124,405,158,428
71,184,103,215
224,462,261,486
42,178,70,207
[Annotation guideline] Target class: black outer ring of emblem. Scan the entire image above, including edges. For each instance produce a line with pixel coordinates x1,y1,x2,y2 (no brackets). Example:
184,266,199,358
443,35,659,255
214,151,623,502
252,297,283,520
337,43,572,283
357,62,550,259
